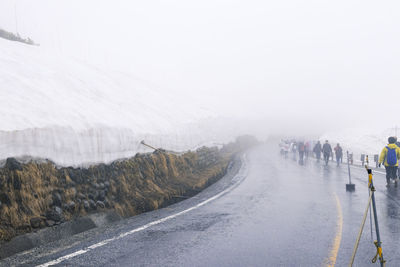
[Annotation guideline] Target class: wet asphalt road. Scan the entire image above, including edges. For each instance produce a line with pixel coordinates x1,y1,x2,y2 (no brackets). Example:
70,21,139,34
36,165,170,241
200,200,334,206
3,144,400,266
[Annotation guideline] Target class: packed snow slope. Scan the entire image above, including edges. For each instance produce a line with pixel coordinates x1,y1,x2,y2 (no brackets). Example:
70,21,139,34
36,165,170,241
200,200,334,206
0,38,238,166
321,128,397,160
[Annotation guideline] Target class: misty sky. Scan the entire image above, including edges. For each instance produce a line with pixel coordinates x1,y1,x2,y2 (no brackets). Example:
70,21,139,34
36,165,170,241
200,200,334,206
1,0,399,134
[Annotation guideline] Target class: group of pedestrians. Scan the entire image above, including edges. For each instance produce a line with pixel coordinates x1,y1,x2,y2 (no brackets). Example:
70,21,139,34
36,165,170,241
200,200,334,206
312,140,343,166
279,139,312,165
280,136,400,188
280,139,343,166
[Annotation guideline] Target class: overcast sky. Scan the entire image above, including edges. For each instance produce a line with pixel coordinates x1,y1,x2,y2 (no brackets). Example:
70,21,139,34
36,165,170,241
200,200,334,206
1,0,399,134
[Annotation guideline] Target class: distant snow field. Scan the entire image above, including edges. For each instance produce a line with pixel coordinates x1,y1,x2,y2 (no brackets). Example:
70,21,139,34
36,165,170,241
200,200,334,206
0,38,240,166
321,128,397,159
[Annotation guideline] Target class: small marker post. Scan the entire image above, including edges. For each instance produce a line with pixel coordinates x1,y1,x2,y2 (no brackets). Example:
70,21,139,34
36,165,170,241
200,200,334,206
346,151,356,192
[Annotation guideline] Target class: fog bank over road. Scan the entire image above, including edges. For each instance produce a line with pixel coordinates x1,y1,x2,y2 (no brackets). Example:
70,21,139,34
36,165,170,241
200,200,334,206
1,0,399,134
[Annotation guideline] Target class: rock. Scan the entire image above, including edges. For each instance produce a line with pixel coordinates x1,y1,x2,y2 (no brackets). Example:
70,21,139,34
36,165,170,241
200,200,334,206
97,190,106,201
30,217,42,228
83,200,90,211
96,201,105,209
99,183,105,189
6,158,23,171
89,200,96,210
70,187,77,197
67,201,75,211
77,193,85,199
92,183,100,189
104,181,110,188
68,169,82,184
103,199,110,208
45,220,55,227
52,193,62,207
88,193,95,200
46,206,63,222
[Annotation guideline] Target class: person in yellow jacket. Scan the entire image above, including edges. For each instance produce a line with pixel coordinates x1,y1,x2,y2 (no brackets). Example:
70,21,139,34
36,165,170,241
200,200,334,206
379,136,400,187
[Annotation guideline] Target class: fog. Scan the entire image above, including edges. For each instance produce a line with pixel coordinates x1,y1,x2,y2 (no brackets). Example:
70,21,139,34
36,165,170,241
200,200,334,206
1,0,400,135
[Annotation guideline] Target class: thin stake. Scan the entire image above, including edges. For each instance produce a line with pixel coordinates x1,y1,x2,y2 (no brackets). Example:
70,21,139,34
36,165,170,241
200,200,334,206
368,169,385,266
140,140,158,151
366,156,373,240
347,151,352,184
349,192,373,267
369,199,373,240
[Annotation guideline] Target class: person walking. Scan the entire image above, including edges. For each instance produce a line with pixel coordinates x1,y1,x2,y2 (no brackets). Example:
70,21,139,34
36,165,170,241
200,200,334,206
334,143,343,166
379,136,400,187
298,141,305,165
283,141,290,159
313,141,322,162
305,141,311,158
290,141,297,161
322,140,332,166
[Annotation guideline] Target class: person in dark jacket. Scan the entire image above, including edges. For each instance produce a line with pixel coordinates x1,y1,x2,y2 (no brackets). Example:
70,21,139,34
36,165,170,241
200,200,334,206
313,141,322,162
298,141,305,165
305,141,311,158
322,140,332,166
334,143,343,166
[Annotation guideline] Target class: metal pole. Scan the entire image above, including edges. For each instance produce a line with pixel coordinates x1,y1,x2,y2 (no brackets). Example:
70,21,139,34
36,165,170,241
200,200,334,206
346,151,356,192
368,169,385,267
347,151,352,184
365,156,373,239
349,193,373,267
140,140,158,151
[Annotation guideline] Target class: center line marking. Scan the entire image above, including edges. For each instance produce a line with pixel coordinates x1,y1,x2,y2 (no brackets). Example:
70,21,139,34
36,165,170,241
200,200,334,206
326,192,343,267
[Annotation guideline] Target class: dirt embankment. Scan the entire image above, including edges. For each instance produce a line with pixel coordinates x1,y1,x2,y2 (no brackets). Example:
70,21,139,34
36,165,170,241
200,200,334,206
0,136,257,243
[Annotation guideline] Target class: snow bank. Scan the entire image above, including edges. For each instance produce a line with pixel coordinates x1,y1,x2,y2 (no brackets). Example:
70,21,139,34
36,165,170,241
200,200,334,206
0,38,239,166
321,128,397,160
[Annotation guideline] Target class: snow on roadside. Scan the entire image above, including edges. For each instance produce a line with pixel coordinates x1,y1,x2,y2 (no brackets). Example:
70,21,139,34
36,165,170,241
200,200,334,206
321,128,397,160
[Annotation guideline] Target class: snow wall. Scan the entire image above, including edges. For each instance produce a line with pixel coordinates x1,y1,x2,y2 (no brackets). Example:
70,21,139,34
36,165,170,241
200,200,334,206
0,38,258,166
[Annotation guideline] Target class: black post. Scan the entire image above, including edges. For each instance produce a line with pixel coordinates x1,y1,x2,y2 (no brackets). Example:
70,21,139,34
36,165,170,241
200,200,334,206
346,151,355,192
347,151,352,184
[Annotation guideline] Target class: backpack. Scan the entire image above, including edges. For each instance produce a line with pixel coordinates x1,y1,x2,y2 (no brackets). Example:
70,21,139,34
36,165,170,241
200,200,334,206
386,146,397,166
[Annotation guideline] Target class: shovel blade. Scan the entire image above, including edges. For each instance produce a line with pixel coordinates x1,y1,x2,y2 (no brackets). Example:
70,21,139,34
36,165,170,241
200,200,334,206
346,183,355,192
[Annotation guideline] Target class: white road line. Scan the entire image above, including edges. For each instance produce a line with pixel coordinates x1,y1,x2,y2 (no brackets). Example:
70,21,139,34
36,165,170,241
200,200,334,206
350,165,386,175
37,155,247,267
